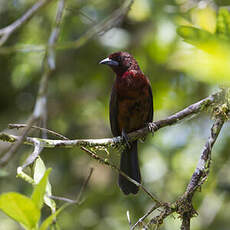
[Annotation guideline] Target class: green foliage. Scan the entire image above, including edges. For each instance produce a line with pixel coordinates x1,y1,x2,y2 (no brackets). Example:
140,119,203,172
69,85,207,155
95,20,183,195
176,26,216,47
33,158,56,213
0,192,40,230
39,203,69,230
215,0,230,6
216,8,230,40
32,168,51,210
1,1,230,230
0,168,66,230
172,8,230,84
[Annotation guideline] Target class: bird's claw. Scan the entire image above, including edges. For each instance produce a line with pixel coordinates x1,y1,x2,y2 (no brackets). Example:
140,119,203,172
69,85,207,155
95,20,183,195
122,129,131,149
148,123,158,135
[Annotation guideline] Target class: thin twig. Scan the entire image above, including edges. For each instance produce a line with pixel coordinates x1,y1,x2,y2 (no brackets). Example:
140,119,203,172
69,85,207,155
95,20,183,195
131,204,161,230
65,7,97,24
8,124,69,140
21,139,43,169
48,167,94,204
0,0,132,167
127,210,132,229
0,0,134,54
76,167,94,203
0,116,37,166
0,0,53,46
0,0,65,167
81,147,162,204
146,204,174,229
48,195,78,204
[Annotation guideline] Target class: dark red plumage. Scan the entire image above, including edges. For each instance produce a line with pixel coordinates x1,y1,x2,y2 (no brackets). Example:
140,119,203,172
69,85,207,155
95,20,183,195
100,52,153,195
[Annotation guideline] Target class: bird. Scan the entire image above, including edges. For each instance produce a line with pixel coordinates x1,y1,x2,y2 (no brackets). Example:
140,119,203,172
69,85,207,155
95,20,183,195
99,52,153,195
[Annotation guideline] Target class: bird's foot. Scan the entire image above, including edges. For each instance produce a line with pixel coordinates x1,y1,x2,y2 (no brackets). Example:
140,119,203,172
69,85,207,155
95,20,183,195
122,129,131,149
148,122,158,135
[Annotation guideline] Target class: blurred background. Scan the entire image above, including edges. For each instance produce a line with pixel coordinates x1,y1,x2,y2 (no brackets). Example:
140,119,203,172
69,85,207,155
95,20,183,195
0,0,230,229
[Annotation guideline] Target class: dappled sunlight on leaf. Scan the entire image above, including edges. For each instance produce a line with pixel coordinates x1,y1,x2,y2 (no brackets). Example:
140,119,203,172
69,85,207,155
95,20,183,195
169,40,230,85
191,6,216,33
171,8,230,85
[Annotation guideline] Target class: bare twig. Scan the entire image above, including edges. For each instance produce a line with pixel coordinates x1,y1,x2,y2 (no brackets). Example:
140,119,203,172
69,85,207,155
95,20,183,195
48,195,78,204
144,117,225,230
81,147,162,204
179,117,225,230
0,0,65,167
0,0,132,166
21,139,43,170
127,210,132,228
185,118,224,195
0,0,53,46
0,0,134,54
58,0,133,50
76,167,94,203
8,124,69,140
131,204,161,230
0,116,37,166
48,167,94,204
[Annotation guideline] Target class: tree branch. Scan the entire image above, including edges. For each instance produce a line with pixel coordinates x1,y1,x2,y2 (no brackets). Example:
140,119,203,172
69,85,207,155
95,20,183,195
179,117,225,230
0,0,134,54
0,0,134,167
0,89,224,150
131,204,161,230
0,0,65,167
143,116,225,230
0,89,226,229
0,0,54,46
8,123,69,140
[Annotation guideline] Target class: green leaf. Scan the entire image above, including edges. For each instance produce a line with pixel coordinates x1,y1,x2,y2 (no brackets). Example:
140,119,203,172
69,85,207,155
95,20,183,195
190,7,216,33
32,168,52,210
169,39,230,85
44,185,56,214
177,26,215,45
0,192,40,229
216,8,230,39
33,157,56,213
174,23,230,84
39,203,70,230
33,157,47,184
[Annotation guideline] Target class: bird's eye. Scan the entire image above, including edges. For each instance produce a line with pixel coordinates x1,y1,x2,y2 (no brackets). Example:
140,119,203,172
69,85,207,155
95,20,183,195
117,57,121,62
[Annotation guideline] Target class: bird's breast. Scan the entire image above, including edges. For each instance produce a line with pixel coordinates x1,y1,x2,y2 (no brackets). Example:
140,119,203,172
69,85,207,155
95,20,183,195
115,75,148,98
115,83,151,133
117,94,151,133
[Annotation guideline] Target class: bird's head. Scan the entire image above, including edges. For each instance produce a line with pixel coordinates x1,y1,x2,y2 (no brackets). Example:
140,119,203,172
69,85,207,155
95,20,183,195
99,52,140,75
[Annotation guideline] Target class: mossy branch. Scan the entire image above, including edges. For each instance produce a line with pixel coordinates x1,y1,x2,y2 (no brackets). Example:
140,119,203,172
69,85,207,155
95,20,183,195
0,89,224,150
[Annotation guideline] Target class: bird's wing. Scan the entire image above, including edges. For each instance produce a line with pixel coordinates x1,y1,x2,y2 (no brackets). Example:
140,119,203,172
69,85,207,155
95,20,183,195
147,84,154,122
109,84,120,137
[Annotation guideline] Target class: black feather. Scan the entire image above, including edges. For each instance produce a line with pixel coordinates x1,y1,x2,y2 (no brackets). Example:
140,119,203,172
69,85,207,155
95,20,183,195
118,141,141,195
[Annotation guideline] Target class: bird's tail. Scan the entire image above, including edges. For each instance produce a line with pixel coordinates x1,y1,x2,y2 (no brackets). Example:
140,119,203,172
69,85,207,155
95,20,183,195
118,140,141,195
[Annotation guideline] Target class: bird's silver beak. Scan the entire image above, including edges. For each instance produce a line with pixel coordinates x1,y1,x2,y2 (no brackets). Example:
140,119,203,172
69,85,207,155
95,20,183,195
99,57,119,66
